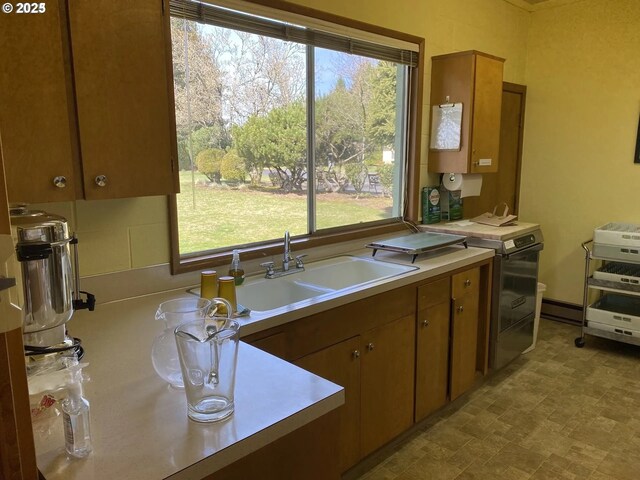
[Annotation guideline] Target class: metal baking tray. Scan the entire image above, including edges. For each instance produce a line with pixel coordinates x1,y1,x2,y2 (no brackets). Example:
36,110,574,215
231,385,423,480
366,232,467,263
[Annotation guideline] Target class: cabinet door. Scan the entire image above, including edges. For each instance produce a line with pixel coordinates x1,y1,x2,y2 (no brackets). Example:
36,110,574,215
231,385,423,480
0,0,78,203
68,0,178,200
415,277,451,421
294,336,361,472
451,269,480,400
415,301,450,422
470,54,503,174
360,314,414,456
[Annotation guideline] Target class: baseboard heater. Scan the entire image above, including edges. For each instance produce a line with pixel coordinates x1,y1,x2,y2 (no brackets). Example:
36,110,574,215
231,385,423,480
541,298,583,326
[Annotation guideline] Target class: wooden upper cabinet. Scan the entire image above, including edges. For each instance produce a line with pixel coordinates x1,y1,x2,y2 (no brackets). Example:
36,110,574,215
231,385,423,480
68,0,178,200
428,51,504,174
0,0,78,203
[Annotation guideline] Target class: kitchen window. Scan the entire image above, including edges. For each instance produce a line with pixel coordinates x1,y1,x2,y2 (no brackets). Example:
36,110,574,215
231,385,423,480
168,0,422,272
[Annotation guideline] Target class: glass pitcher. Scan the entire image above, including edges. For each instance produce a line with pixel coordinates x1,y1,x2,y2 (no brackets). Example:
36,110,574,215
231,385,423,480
175,316,239,422
151,297,220,388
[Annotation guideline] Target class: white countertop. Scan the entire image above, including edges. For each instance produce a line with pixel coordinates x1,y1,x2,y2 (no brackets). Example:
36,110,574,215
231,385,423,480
34,244,493,479
34,300,343,480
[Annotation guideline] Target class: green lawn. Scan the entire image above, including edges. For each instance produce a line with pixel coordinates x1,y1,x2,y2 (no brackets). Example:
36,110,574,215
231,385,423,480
177,171,392,254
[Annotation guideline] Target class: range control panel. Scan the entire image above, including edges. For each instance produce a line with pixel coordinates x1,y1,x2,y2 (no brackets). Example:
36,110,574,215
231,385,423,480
514,234,537,249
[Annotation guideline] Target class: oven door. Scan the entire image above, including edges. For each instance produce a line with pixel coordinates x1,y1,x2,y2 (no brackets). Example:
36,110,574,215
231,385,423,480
493,243,543,333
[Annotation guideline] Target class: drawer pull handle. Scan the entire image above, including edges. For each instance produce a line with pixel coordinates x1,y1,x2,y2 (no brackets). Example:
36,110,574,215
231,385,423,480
95,175,108,187
457,305,464,314
352,350,360,359
53,176,67,188
366,343,375,351
422,320,430,327
464,279,472,287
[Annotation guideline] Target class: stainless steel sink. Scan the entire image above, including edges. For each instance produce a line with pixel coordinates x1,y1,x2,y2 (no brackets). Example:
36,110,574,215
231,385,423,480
236,255,417,313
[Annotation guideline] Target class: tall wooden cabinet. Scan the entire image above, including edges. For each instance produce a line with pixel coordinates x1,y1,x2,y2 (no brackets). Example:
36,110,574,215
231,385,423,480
0,0,178,203
428,50,504,174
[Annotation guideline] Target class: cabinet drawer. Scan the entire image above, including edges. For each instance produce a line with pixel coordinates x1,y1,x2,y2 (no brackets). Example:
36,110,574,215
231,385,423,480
452,267,480,299
417,278,450,310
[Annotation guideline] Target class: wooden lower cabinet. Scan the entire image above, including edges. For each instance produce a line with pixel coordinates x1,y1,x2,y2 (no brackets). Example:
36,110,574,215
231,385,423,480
451,268,481,400
360,314,415,457
211,409,340,480
294,336,361,471
245,261,491,473
415,278,451,422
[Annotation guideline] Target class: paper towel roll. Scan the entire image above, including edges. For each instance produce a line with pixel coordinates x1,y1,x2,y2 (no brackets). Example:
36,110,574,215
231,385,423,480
442,173,483,198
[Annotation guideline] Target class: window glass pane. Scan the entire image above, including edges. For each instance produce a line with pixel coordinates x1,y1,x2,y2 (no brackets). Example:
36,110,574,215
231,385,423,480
170,13,411,259
314,49,406,230
171,18,307,255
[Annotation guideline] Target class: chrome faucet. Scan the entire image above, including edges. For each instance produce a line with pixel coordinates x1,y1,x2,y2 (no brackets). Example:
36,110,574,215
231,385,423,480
283,230,292,271
260,230,307,278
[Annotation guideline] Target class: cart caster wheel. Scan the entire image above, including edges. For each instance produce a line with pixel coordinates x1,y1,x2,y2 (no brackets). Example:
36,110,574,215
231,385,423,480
574,337,585,348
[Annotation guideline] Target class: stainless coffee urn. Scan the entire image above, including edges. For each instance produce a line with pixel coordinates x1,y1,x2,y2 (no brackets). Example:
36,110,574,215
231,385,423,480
10,205,95,372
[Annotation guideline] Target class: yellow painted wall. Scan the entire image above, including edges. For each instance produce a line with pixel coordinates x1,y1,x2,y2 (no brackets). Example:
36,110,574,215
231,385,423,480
289,0,530,189
57,0,529,277
520,0,640,304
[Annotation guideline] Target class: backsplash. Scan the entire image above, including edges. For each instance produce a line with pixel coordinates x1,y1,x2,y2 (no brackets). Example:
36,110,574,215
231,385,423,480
30,196,170,277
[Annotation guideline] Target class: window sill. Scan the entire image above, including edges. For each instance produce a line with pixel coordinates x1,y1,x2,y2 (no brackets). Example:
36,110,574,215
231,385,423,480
170,219,411,275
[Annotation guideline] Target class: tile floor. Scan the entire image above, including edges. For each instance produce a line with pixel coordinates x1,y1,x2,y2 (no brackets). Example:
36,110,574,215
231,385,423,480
357,318,640,480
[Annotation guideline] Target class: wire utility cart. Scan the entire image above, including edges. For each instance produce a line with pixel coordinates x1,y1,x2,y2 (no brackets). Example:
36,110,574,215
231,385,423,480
575,223,640,348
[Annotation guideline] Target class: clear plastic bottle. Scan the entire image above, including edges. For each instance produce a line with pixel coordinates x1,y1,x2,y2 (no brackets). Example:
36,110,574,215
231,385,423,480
228,249,245,286
61,375,92,458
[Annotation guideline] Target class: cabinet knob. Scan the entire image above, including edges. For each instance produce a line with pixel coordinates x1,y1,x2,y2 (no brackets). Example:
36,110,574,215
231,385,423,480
366,343,375,352
457,305,464,314
464,279,472,287
421,319,430,327
53,176,67,188
352,350,360,359
95,175,108,187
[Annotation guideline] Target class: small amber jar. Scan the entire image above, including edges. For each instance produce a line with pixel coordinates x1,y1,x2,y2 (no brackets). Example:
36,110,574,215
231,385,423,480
200,270,218,299
217,276,237,314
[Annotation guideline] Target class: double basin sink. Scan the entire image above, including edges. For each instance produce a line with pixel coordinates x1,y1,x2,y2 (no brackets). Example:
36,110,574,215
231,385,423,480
236,255,418,313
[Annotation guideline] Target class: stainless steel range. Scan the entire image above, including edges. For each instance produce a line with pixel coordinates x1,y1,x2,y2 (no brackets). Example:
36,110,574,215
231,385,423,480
466,230,544,369
419,222,544,370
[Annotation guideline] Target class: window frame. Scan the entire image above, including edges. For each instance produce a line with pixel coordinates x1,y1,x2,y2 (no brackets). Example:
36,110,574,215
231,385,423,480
168,0,425,275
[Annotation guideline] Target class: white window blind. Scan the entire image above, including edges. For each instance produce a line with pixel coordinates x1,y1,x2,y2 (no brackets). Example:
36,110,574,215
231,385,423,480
169,0,419,66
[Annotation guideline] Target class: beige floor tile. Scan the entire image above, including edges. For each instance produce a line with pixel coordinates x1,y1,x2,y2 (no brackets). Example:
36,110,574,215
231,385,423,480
396,457,462,480
595,450,640,480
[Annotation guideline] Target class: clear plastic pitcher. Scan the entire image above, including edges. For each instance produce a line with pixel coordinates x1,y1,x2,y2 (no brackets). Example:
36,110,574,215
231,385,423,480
175,316,239,423
151,297,212,388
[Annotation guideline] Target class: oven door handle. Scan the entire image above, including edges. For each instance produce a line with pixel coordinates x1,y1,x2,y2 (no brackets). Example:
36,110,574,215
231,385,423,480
504,242,544,259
